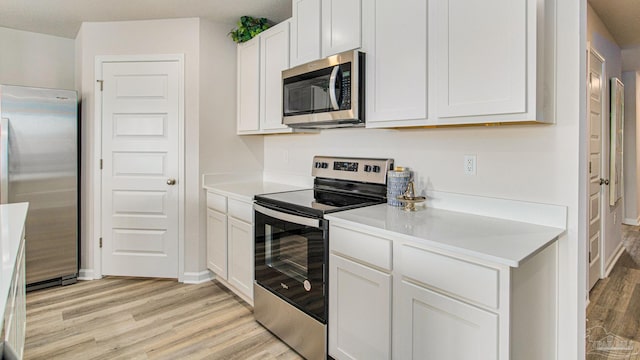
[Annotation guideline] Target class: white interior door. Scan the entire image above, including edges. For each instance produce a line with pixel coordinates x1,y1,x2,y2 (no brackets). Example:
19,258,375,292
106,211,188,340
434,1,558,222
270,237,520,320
588,48,605,290
101,60,180,278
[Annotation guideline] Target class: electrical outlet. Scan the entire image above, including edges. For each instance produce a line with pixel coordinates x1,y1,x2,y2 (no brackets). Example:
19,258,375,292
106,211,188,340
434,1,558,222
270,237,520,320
464,155,476,175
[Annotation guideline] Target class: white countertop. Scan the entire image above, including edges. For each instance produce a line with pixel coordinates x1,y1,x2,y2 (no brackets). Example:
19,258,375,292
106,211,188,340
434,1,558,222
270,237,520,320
0,203,28,319
326,203,565,267
203,181,307,202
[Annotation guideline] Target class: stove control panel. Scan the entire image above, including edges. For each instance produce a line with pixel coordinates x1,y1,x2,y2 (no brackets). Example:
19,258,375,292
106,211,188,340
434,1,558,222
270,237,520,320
312,156,394,184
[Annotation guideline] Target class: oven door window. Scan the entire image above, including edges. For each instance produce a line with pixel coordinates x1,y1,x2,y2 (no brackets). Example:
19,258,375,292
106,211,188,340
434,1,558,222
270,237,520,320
266,229,309,282
255,209,327,322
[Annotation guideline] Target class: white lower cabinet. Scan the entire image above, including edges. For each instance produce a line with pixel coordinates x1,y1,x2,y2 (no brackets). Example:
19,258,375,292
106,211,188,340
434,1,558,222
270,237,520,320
227,217,254,299
329,253,391,360
206,208,227,279
395,280,498,360
328,222,558,360
206,191,254,305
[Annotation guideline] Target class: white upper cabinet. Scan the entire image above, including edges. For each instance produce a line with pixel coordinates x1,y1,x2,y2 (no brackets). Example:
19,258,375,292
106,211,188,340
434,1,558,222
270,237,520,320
237,20,307,135
430,0,555,125
362,0,428,128
236,37,260,133
321,0,362,58
260,21,290,131
290,0,322,67
290,0,361,67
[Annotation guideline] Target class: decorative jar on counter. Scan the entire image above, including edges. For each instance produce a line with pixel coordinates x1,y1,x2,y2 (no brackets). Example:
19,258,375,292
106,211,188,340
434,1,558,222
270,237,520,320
387,167,411,207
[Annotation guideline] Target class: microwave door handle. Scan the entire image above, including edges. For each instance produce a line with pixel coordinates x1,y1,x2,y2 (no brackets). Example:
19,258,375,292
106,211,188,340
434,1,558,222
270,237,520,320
254,204,321,228
329,65,340,110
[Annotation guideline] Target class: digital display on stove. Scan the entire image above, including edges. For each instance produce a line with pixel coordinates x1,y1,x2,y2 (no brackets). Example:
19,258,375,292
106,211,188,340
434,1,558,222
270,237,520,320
333,161,358,172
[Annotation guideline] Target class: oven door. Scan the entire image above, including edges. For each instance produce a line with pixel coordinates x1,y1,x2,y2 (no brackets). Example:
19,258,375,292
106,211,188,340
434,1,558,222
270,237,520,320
254,203,328,323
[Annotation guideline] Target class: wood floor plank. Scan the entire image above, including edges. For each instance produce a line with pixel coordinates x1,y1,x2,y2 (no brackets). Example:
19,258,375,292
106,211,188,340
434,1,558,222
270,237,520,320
587,224,640,358
25,277,303,360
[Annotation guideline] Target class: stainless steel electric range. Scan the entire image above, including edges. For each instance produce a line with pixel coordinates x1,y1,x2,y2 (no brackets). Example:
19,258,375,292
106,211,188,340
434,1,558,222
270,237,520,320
253,156,394,360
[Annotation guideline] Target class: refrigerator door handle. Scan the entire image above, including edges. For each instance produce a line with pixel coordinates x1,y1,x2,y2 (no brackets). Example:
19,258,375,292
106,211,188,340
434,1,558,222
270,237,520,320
0,118,8,204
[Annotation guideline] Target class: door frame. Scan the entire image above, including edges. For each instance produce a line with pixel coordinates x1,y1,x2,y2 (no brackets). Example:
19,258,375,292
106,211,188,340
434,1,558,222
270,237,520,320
93,54,185,281
586,44,606,291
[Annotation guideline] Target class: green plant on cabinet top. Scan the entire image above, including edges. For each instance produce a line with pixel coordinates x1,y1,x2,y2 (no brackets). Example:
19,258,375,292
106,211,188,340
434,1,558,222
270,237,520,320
229,16,271,43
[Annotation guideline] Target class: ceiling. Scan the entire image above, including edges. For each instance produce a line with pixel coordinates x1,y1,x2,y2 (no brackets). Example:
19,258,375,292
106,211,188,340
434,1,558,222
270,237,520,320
0,0,292,39
589,0,640,49
0,0,637,49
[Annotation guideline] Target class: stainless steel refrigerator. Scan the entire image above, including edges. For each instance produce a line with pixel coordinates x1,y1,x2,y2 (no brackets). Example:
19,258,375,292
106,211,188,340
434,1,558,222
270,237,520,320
0,85,78,289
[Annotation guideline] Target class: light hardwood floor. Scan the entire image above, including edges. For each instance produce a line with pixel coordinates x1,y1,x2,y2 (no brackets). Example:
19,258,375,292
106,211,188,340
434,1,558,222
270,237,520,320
586,225,640,359
24,277,303,360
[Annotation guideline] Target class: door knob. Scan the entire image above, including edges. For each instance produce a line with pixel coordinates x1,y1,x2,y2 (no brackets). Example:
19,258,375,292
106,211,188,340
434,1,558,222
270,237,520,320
167,178,177,185
600,178,609,185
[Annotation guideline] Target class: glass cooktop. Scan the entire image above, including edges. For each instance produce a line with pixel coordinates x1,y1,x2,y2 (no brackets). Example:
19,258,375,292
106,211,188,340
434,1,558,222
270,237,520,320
254,189,384,218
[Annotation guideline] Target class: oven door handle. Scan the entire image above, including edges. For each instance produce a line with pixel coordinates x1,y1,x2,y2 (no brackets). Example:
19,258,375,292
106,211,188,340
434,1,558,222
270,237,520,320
254,204,321,228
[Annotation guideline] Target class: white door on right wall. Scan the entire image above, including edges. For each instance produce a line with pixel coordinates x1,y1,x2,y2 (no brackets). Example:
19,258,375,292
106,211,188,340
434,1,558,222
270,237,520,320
587,47,605,290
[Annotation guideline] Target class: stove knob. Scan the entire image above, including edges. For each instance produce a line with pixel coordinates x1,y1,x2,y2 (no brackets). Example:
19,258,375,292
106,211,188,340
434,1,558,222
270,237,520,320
373,165,381,173
364,165,372,172
322,162,329,169
315,162,322,168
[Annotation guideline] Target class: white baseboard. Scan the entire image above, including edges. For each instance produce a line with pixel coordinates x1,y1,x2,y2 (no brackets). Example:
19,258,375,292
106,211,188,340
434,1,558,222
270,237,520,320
622,217,640,226
182,270,214,284
78,268,95,280
604,242,625,278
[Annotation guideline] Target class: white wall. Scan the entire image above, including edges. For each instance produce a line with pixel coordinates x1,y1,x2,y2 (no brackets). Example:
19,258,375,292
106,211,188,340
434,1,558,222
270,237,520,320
623,71,640,225
197,19,263,272
265,0,585,357
622,46,640,72
75,18,260,279
0,27,74,89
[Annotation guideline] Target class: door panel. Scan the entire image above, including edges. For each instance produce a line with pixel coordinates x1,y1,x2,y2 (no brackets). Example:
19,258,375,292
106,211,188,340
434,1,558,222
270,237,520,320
395,280,498,360
588,48,605,290
101,60,180,278
434,0,526,118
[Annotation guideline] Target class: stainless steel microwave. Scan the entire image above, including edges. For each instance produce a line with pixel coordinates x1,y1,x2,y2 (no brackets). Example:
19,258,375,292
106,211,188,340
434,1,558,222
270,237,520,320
282,50,364,129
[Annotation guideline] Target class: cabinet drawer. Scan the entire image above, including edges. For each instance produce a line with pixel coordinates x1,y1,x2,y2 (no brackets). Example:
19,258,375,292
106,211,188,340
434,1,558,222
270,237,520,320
399,245,499,309
330,225,392,271
228,199,253,223
207,192,227,212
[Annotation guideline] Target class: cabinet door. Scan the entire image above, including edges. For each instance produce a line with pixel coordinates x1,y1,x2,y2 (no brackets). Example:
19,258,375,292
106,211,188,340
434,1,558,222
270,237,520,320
291,0,322,67
237,37,260,133
207,208,228,279
227,217,254,300
394,280,498,360
432,0,527,120
362,0,428,127
430,0,535,118
329,254,391,360
260,21,290,131
321,0,361,57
